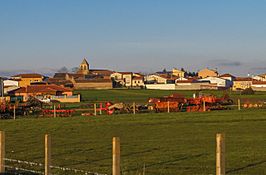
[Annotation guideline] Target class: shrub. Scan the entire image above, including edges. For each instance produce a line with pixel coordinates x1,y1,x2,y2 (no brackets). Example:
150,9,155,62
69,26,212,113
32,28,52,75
241,87,255,95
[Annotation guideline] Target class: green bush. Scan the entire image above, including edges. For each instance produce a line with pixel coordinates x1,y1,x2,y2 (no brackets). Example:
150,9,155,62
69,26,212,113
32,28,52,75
241,87,255,95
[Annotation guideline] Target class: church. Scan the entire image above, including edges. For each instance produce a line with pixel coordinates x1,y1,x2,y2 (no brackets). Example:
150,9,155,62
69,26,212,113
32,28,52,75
76,58,90,75
49,58,114,89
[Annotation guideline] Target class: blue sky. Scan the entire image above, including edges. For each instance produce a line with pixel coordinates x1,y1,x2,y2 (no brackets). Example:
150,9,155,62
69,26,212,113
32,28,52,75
1,0,266,76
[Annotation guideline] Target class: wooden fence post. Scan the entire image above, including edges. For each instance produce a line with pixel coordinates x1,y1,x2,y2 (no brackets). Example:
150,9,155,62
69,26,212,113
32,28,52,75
0,131,5,173
216,133,225,175
45,134,51,175
203,100,206,112
133,102,136,115
53,105,56,118
13,105,16,120
167,101,170,113
99,103,102,115
238,99,241,111
94,103,97,116
112,137,120,175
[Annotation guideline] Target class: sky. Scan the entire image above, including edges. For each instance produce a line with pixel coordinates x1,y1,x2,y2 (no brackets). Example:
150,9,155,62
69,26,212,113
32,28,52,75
1,0,266,76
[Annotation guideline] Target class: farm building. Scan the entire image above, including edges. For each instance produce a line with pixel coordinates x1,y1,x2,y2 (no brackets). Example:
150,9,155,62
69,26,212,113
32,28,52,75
9,84,80,103
198,77,231,88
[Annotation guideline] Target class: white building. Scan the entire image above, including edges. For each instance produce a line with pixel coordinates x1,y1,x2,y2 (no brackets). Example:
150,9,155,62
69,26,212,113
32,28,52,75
198,77,231,88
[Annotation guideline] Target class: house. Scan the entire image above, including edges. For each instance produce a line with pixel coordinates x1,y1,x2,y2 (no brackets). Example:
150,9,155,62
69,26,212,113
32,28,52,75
11,73,44,87
252,81,266,91
219,74,236,82
172,68,185,78
219,74,235,87
198,77,231,88
145,74,177,84
132,76,145,88
145,74,168,84
3,80,20,94
111,72,144,88
89,69,114,80
232,77,253,91
198,68,218,78
252,73,266,81
9,84,80,102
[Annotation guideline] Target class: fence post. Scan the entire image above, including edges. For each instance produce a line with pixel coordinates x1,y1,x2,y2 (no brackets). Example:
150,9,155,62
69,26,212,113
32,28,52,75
133,102,136,115
203,100,206,112
45,134,51,175
216,133,225,175
112,137,120,175
53,105,56,118
94,103,97,116
0,131,5,173
13,105,16,120
99,103,102,115
167,101,170,113
238,99,241,111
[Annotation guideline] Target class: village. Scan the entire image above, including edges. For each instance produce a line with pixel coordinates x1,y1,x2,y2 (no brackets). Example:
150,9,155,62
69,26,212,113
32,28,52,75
0,58,266,104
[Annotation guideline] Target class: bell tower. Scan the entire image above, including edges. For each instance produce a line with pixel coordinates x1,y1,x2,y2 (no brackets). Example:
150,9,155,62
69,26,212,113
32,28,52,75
77,58,90,75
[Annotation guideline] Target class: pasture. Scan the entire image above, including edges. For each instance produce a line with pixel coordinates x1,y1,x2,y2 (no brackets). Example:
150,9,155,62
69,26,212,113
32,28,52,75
0,109,266,174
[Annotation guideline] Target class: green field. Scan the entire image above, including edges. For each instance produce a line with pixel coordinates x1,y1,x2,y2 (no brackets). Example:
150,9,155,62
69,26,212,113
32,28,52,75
1,109,266,175
1,89,266,175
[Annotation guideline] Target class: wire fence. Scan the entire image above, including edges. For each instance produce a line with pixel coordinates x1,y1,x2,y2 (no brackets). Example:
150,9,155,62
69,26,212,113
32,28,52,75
4,158,107,175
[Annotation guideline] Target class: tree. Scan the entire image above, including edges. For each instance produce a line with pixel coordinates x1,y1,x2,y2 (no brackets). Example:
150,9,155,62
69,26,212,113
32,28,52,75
71,67,79,73
58,66,69,73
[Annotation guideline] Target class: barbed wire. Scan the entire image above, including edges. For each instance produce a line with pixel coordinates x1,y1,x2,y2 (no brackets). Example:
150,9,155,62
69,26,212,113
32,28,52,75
5,158,107,175
4,165,44,175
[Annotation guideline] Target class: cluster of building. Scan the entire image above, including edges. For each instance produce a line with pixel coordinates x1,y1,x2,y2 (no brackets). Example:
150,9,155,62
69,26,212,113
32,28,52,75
1,58,266,103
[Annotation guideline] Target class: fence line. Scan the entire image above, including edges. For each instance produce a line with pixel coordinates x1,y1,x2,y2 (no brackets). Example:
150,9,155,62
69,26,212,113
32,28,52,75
4,158,107,175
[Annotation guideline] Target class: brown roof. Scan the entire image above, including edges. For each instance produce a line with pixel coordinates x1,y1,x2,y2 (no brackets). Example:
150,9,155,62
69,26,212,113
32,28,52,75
117,72,133,75
176,80,195,83
132,77,143,80
13,84,72,94
53,73,84,79
12,73,43,78
75,79,112,83
219,73,235,78
90,69,114,76
252,81,266,85
234,77,253,81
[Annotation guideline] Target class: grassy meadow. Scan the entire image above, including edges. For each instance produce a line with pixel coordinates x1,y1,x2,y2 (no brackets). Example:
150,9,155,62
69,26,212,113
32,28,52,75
0,89,266,175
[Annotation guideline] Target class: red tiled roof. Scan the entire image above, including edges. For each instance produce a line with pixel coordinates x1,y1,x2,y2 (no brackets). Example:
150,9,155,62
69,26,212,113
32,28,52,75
176,80,195,83
12,73,43,78
132,77,143,80
219,73,235,78
252,81,266,85
14,84,72,93
234,77,253,81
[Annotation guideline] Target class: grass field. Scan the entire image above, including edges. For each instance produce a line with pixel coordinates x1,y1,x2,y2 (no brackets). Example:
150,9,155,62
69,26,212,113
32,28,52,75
0,109,266,175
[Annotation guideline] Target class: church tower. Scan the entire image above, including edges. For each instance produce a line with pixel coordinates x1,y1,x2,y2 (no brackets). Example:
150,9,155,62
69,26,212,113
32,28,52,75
77,58,90,75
